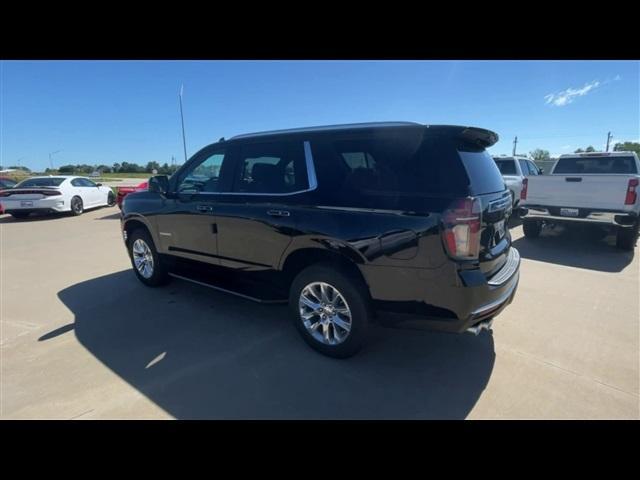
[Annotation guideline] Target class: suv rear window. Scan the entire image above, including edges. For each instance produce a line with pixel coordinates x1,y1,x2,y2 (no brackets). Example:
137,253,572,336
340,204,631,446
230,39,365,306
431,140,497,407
553,156,638,174
16,177,66,187
494,159,517,175
312,129,504,205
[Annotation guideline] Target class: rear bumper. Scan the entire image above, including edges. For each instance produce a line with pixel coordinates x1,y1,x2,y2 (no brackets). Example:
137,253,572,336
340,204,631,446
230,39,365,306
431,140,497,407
361,247,521,333
0,198,69,213
521,206,638,227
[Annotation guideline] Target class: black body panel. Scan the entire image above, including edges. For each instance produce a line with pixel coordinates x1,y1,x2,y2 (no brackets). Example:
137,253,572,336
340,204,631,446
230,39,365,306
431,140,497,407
121,123,519,330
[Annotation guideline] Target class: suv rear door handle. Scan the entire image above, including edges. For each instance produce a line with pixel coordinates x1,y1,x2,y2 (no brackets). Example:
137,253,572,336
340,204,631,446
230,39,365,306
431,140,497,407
197,204,214,212
267,209,290,217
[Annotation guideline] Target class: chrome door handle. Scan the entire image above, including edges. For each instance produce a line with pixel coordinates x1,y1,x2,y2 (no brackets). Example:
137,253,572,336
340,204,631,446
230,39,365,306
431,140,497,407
196,205,214,212
267,209,290,217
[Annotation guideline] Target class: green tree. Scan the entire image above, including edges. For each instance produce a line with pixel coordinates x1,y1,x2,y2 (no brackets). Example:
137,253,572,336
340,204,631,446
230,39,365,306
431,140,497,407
613,142,640,156
8,165,31,172
529,149,550,162
58,164,76,174
575,146,596,153
146,161,161,173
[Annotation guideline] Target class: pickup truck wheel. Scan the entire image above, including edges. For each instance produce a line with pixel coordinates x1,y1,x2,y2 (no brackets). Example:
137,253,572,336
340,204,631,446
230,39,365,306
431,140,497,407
523,219,542,238
289,264,370,358
616,224,639,251
128,229,170,286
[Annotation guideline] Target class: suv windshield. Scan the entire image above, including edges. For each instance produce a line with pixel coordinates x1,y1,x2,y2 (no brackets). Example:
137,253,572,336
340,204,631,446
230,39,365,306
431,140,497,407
16,177,66,188
553,156,638,174
494,159,517,175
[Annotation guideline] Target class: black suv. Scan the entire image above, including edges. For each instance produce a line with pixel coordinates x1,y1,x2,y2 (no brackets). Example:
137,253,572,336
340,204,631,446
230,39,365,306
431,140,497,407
121,122,520,357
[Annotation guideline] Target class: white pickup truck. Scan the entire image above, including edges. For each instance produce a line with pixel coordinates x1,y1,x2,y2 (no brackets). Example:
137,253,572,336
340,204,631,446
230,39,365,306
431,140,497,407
493,156,544,211
520,151,640,250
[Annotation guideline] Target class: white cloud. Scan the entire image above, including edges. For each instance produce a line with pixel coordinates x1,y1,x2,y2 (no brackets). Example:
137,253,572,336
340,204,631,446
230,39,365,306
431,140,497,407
545,80,601,107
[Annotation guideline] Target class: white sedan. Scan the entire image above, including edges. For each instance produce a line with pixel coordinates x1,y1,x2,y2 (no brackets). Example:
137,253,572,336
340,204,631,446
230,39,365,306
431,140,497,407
0,175,116,219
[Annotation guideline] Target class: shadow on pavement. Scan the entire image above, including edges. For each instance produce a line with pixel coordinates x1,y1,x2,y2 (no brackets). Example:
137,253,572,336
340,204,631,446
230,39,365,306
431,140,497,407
56,270,495,419
95,212,122,220
512,225,634,272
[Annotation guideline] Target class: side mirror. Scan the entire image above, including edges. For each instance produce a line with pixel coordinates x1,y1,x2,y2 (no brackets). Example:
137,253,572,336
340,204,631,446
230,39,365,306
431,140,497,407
539,168,544,175
96,183,102,187
148,175,169,195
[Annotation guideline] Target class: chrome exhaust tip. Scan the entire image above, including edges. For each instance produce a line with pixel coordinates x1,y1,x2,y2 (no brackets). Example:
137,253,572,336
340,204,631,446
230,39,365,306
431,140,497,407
466,319,493,336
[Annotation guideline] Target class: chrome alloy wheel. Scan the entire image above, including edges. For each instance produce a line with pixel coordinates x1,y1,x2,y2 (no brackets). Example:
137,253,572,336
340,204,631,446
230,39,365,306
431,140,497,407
299,282,352,345
132,239,154,279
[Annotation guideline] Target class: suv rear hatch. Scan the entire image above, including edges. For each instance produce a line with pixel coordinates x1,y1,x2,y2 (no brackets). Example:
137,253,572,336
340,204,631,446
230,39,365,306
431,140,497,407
439,129,513,277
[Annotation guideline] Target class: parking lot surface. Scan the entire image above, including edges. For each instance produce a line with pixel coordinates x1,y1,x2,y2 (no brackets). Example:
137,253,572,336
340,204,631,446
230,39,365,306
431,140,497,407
1,208,638,419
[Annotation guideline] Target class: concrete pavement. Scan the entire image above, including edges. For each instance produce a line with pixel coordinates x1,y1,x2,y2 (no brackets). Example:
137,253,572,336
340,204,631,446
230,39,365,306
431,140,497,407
0,208,638,419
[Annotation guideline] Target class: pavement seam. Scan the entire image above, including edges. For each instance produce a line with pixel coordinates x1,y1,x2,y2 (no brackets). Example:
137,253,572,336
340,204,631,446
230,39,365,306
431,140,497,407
496,343,640,399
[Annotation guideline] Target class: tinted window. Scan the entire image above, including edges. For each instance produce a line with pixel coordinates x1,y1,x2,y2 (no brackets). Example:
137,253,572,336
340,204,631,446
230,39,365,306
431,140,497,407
71,178,97,187
553,156,638,174
0,178,17,188
177,151,229,193
527,161,539,176
459,146,506,195
494,159,517,175
233,141,308,194
16,177,66,188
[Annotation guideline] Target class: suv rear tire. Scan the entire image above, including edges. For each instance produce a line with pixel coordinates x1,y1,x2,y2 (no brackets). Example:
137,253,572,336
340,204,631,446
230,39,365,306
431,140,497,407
128,228,171,286
523,219,542,238
616,223,639,251
289,263,370,358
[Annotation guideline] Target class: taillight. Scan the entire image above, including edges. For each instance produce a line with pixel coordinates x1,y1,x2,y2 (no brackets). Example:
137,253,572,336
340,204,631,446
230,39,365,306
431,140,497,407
625,178,638,205
41,190,62,196
520,178,528,200
442,197,482,260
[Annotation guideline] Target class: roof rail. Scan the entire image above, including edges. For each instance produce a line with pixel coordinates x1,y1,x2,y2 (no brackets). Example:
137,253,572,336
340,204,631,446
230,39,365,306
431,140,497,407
230,121,422,140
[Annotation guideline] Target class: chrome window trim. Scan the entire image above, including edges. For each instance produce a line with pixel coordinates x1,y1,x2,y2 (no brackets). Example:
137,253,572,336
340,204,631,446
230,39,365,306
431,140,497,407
188,140,318,197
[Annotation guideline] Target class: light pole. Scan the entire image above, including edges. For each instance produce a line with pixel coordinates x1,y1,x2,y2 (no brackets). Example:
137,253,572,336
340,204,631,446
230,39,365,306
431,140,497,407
49,150,61,171
179,85,188,163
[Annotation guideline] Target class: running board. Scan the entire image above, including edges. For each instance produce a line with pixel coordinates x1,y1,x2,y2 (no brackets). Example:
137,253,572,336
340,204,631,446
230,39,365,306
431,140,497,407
168,273,287,304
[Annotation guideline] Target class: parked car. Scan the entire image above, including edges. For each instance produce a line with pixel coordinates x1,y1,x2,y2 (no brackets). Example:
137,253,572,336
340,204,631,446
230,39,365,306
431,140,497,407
0,177,18,214
493,156,543,212
121,122,520,357
116,181,148,209
520,151,640,250
0,175,116,219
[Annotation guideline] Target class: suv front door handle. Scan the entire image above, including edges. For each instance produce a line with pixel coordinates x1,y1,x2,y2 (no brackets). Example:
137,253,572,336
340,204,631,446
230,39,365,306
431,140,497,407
267,209,290,217
197,204,214,213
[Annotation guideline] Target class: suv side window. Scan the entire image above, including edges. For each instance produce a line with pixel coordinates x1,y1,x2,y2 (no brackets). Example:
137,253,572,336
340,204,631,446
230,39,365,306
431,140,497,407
177,151,229,194
232,141,308,194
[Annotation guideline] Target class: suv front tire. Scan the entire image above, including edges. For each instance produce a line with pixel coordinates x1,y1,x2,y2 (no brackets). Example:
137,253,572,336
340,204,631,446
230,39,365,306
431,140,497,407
128,228,170,287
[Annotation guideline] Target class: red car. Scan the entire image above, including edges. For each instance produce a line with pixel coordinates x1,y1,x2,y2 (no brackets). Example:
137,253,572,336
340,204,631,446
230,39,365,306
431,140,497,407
116,181,148,209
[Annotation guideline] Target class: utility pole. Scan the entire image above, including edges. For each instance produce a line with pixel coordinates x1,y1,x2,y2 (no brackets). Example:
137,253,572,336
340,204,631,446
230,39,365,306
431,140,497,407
605,131,613,152
179,84,188,163
49,150,61,171
512,136,518,156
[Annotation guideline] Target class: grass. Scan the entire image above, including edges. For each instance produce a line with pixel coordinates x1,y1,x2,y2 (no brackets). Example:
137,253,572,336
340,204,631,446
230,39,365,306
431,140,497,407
99,172,153,179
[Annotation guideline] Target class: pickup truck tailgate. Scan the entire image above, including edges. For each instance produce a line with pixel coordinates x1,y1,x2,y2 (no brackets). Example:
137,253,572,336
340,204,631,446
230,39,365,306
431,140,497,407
524,175,638,212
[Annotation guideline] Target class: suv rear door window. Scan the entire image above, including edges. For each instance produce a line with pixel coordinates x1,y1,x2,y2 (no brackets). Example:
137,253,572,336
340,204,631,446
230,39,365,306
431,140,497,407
553,156,638,174
232,141,308,194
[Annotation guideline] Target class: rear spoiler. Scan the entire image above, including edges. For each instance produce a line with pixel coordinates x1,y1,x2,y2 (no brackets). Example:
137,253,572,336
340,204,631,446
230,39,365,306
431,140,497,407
458,127,499,148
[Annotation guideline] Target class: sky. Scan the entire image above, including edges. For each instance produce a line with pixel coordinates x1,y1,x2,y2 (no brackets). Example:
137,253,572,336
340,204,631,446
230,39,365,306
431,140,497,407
1,60,638,171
